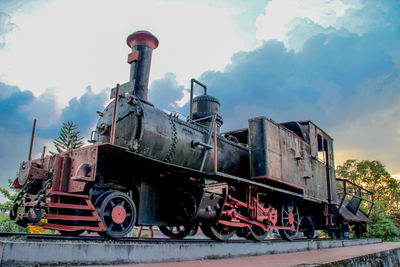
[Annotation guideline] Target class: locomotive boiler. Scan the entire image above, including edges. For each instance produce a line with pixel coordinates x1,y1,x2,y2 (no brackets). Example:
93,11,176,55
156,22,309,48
10,31,373,240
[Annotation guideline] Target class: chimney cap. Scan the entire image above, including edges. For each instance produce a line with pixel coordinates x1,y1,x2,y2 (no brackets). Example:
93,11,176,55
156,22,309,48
127,31,159,50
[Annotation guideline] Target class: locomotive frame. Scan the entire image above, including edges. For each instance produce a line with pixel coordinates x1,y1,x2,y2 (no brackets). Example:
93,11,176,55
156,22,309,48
10,31,373,241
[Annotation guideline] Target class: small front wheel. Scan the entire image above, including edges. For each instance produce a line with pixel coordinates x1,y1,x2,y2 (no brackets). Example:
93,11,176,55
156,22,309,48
96,191,137,239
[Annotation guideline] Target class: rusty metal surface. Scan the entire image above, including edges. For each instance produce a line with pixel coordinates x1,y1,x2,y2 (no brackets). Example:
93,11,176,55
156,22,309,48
68,145,98,192
248,117,337,204
339,199,372,223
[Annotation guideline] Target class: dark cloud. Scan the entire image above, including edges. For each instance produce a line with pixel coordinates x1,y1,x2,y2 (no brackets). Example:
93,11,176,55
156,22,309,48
198,23,399,130
148,72,185,112
0,83,60,136
0,82,35,133
60,86,108,136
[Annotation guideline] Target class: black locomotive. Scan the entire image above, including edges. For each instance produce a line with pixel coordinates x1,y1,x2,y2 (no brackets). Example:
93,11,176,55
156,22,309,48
10,31,373,240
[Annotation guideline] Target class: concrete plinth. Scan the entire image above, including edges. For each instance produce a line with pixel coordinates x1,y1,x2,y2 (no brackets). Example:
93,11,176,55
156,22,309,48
0,238,381,266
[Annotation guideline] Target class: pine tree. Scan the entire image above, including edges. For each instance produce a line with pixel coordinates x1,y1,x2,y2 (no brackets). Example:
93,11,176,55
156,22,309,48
53,121,84,153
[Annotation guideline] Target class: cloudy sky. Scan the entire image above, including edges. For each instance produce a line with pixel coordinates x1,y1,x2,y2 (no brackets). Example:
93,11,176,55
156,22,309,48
0,0,399,195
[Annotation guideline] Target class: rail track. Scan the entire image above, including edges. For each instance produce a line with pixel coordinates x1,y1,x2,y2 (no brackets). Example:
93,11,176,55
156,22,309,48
0,231,338,243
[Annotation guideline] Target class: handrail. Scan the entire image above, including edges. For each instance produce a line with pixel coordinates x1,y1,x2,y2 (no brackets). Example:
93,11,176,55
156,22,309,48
336,178,373,195
336,178,374,216
199,115,216,172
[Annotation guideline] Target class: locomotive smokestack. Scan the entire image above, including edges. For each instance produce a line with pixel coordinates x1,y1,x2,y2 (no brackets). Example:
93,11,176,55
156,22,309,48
126,31,159,101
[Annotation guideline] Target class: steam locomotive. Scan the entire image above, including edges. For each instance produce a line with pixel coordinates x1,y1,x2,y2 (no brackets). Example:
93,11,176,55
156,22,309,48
10,31,373,241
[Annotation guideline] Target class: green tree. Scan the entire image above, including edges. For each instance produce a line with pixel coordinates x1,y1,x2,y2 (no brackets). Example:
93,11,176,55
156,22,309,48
365,201,400,241
336,160,400,241
0,179,28,233
336,160,399,213
52,121,84,153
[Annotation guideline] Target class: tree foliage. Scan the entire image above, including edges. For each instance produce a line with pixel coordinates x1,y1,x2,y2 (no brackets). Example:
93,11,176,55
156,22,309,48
0,178,28,233
364,201,400,241
336,160,400,214
336,160,400,241
52,121,84,153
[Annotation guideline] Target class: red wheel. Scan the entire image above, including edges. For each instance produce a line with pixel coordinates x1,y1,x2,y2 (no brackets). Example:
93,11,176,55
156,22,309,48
243,226,268,241
278,202,299,241
201,223,236,241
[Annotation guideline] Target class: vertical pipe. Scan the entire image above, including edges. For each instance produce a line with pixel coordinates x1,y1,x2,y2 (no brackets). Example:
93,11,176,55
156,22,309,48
110,84,120,145
213,121,218,172
41,146,46,159
28,119,37,160
190,81,194,121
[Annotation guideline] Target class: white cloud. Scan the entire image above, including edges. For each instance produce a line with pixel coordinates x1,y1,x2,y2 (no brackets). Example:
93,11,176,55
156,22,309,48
255,0,362,51
0,0,245,108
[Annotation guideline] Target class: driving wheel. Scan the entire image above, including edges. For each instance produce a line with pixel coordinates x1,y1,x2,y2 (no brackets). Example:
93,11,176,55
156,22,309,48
278,202,299,241
159,224,197,239
244,225,269,241
201,223,236,241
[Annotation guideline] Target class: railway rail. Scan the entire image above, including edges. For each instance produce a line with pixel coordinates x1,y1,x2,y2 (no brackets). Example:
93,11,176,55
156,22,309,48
0,231,350,243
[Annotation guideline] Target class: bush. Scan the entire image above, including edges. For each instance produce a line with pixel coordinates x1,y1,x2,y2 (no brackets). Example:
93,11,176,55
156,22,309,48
366,215,400,241
0,214,27,233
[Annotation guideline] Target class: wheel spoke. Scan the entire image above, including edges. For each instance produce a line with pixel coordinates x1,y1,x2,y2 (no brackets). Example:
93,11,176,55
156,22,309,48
283,209,289,216
104,209,111,217
159,224,196,239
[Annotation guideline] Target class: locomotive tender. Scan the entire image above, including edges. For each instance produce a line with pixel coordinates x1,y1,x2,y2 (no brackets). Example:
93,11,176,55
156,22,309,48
10,31,372,240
